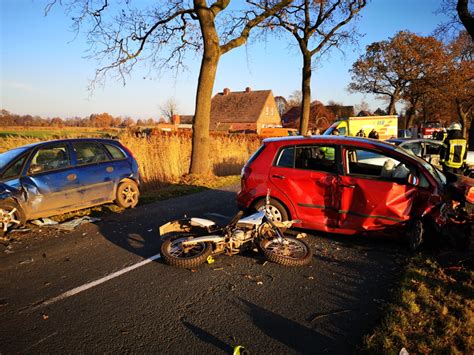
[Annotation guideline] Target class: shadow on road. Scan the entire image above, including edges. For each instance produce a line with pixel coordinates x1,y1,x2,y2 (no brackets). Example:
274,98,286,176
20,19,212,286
95,186,239,261
236,297,332,353
181,320,233,353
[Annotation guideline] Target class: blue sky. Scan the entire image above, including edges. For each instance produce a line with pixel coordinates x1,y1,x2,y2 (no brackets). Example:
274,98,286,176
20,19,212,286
1,0,451,119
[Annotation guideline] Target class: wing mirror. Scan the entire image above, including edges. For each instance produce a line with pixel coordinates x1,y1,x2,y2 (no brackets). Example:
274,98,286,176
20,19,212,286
407,173,419,186
29,164,43,174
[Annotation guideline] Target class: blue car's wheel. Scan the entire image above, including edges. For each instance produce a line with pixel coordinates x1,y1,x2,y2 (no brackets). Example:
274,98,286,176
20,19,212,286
115,180,139,208
0,201,25,238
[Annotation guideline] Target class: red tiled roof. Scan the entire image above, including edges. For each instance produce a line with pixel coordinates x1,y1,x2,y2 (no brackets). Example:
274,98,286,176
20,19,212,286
282,101,336,130
210,89,273,130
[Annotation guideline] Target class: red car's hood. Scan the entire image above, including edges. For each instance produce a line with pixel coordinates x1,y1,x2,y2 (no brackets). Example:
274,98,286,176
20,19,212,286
447,173,474,204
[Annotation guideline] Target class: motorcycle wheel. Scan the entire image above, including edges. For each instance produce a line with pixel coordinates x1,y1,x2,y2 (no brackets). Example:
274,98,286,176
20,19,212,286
259,236,312,266
160,236,212,268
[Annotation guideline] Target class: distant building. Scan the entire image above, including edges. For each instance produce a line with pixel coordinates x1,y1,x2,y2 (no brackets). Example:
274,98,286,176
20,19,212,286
326,105,354,118
282,101,336,132
210,87,281,133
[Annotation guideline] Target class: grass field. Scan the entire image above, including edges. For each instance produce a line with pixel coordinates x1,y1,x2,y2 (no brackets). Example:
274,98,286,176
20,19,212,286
364,254,473,354
0,126,119,139
0,128,261,190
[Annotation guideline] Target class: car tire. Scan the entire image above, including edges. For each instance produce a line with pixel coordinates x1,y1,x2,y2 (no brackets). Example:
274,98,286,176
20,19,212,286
407,219,424,251
115,180,139,208
254,198,289,222
0,200,26,238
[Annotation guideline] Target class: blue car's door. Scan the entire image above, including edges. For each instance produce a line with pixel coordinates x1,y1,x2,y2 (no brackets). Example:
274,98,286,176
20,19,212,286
70,141,118,204
21,142,83,219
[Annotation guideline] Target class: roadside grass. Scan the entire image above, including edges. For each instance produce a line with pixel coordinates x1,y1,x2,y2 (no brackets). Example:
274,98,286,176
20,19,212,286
364,254,473,354
0,127,116,140
49,175,241,223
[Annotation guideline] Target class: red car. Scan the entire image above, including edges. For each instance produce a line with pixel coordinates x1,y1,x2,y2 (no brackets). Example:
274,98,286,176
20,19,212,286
237,136,473,249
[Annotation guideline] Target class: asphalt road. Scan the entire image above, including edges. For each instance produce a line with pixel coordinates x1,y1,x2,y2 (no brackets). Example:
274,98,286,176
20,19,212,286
0,184,408,354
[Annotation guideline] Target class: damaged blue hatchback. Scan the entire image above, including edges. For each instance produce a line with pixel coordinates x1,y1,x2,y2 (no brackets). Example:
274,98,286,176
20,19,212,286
0,138,140,236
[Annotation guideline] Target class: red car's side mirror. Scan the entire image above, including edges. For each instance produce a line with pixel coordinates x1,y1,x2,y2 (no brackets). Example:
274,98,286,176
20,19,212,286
407,173,419,186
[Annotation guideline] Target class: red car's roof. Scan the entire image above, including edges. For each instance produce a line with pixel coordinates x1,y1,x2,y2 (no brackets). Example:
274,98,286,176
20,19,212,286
263,135,399,151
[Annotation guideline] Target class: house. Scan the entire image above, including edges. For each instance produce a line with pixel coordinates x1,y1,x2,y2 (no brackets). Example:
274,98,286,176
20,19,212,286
282,101,336,132
326,104,354,118
210,87,281,133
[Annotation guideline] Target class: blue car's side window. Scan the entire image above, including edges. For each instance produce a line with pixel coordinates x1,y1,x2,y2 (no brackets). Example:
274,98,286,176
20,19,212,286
29,145,70,175
103,143,126,160
73,142,109,165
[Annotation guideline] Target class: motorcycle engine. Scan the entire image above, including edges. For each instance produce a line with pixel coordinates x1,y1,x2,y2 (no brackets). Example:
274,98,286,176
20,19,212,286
232,229,250,241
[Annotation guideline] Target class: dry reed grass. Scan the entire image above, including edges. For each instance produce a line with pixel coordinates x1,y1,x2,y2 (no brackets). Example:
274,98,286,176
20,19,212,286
0,131,262,190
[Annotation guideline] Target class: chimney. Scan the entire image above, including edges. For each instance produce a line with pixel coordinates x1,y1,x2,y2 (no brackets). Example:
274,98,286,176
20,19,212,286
245,87,251,93
171,114,180,125
223,88,230,96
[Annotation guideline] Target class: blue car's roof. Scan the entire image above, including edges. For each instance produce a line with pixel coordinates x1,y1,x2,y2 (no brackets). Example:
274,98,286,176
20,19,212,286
0,138,122,171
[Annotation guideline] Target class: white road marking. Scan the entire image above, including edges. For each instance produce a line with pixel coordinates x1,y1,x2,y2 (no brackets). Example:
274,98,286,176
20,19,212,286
33,253,161,310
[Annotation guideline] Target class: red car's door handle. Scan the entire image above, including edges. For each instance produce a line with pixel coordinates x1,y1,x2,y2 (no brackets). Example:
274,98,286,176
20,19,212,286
272,174,285,179
340,184,356,188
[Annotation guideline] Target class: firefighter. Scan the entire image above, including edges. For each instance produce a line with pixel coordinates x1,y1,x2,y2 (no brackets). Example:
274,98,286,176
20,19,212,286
440,122,467,174
368,129,379,139
356,128,366,137
320,128,339,161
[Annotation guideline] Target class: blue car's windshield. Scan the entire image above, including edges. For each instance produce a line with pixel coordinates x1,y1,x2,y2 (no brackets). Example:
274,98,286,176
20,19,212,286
0,147,29,172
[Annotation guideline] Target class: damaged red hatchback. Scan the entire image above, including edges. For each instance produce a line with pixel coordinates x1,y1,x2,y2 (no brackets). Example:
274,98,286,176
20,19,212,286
237,136,473,249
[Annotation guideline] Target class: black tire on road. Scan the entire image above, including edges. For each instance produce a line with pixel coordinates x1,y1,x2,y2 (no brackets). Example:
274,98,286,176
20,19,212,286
407,219,424,251
115,180,139,208
0,200,26,238
160,236,212,268
259,236,312,266
254,198,289,222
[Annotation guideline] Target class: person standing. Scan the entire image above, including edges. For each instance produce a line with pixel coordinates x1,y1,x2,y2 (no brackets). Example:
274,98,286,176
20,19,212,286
440,122,467,174
368,129,379,139
356,128,366,137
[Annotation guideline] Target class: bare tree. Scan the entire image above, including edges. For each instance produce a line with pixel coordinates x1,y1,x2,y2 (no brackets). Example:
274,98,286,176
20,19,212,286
436,0,473,40
260,0,367,135
287,90,303,107
160,98,180,121
48,0,292,175
274,95,289,116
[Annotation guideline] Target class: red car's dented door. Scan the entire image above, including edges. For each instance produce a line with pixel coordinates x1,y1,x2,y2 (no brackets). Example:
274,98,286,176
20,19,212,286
270,166,339,229
337,174,417,231
269,144,340,230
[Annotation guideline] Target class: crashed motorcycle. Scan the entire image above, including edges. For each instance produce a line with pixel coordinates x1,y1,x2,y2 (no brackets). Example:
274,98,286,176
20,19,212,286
159,199,313,268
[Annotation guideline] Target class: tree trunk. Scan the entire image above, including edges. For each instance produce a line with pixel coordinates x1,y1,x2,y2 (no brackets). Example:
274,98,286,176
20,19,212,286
387,88,400,116
299,52,312,135
405,98,419,129
190,4,221,175
457,0,474,40
455,99,469,138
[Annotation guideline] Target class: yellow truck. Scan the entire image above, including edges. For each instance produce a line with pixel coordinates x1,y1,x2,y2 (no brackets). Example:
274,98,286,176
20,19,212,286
259,127,299,138
323,115,398,140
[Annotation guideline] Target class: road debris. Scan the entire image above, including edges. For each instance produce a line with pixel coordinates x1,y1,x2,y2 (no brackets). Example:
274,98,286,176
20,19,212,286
309,309,352,322
31,216,100,231
19,257,34,265
31,218,58,226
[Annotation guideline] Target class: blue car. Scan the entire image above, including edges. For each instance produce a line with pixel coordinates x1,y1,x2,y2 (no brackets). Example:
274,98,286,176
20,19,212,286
0,138,140,235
